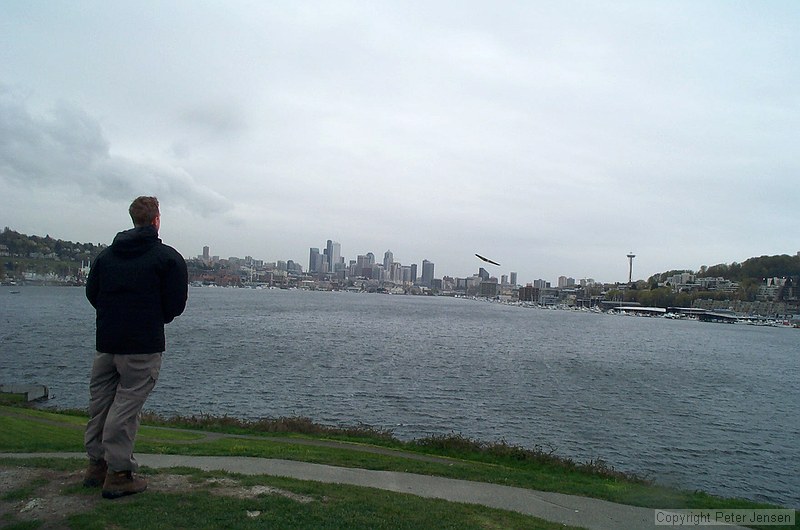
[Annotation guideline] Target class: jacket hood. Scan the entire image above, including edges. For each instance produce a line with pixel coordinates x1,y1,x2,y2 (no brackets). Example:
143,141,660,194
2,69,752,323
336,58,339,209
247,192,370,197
110,225,160,258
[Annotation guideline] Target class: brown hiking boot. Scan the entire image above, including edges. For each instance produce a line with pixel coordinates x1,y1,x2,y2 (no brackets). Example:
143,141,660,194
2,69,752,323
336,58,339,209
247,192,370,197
101,470,147,499
82,459,107,488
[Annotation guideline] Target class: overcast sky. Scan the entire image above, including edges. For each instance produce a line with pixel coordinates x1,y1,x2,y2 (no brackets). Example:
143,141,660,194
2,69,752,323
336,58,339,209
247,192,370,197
2,1,797,284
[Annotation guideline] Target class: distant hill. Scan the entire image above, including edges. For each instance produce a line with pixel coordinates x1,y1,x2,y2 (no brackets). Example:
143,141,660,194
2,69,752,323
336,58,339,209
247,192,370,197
1,227,103,263
650,254,800,284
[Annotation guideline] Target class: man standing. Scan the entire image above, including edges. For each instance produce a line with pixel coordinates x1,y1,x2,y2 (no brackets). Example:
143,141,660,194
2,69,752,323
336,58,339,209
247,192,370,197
84,196,187,499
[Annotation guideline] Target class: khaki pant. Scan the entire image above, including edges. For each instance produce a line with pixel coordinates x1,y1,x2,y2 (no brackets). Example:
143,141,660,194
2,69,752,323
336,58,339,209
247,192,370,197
84,352,162,473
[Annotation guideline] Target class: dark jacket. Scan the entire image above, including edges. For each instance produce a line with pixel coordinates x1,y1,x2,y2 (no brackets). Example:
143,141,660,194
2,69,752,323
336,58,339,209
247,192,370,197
86,225,188,354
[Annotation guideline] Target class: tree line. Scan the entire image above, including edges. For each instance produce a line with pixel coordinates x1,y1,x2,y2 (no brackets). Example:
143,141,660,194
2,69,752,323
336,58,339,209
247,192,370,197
1,227,103,261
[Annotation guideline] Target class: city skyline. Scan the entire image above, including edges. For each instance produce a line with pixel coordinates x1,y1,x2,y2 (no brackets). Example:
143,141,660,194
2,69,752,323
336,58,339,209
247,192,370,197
196,238,615,287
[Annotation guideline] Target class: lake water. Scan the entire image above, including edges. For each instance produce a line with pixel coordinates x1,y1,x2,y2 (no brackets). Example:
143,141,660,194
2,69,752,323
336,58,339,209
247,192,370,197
1,286,798,508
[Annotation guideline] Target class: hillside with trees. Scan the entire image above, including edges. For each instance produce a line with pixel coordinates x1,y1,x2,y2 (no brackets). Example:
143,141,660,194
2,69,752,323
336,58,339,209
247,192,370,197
0,227,104,283
649,255,800,285
621,254,800,310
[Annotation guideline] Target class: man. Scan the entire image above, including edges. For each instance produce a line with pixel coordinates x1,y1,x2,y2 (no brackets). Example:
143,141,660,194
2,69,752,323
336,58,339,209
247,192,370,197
84,196,188,499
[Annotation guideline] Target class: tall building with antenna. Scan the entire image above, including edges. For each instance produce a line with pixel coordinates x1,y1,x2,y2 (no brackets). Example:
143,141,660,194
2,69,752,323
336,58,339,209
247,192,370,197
627,252,636,283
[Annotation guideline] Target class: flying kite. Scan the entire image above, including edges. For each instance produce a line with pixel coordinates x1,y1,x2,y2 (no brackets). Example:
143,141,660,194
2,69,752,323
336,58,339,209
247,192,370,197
475,254,501,266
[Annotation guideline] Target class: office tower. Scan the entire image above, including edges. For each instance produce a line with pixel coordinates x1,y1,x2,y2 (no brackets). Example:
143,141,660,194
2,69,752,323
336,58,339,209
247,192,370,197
356,254,372,277
395,263,405,282
510,272,517,286
479,267,490,281
366,252,375,265
501,274,508,285
421,259,434,287
383,250,393,271
558,276,568,288
309,248,320,273
326,240,341,272
410,263,417,283
332,241,342,270
202,246,210,263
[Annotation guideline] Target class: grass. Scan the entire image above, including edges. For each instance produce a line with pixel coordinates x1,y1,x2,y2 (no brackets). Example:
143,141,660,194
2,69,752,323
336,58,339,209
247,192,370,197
1,403,797,529
0,457,578,530
64,467,577,530
0,393,27,405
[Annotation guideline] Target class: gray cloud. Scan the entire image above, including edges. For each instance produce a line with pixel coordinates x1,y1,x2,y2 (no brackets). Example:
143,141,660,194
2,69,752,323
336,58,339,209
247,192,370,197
2,2,798,282
0,87,233,216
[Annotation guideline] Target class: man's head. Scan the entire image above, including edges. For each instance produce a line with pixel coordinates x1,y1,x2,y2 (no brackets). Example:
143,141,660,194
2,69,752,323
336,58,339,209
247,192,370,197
129,196,160,230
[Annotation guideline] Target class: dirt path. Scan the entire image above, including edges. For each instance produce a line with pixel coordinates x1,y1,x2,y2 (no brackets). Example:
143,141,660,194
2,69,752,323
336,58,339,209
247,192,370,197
0,462,314,529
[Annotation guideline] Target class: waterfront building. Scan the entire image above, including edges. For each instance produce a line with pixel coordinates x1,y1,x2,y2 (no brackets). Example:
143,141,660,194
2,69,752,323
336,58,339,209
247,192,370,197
519,284,539,302
480,279,499,298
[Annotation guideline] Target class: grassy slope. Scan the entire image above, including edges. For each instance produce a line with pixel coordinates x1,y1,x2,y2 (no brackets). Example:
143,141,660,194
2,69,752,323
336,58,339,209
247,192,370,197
1,404,797,529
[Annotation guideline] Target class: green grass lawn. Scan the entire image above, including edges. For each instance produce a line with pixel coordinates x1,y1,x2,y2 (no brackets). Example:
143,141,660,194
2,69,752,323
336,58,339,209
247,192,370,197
62,467,579,530
1,404,796,530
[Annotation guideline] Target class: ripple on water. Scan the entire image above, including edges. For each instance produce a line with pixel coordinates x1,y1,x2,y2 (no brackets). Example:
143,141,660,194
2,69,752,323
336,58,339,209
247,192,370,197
3,287,799,508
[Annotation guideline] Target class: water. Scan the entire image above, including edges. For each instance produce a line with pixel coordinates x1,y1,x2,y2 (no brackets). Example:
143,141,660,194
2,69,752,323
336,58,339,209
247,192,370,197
1,286,798,507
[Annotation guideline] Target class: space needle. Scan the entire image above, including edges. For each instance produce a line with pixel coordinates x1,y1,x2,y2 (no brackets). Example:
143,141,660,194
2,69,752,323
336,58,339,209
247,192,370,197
627,252,636,284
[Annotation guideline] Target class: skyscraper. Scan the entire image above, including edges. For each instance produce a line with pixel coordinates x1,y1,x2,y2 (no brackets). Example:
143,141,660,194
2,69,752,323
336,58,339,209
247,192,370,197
356,254,373,276
510,272,517,286
309,248,320,273
421,259,434,287
326,240,341,272
383,250,393,271
331,241,341,272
